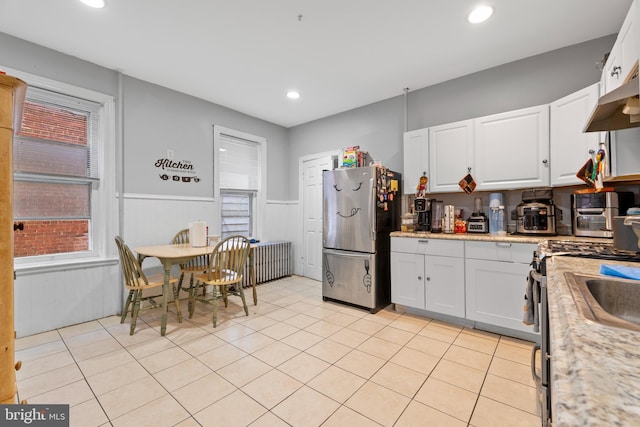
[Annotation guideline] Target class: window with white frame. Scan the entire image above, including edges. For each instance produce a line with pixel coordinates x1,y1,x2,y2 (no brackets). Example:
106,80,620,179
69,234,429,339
220,191,253,238
214,126,265,240
10,69,115,265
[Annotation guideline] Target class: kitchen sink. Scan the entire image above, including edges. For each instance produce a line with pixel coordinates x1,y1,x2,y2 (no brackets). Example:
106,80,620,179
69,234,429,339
565,273,640,332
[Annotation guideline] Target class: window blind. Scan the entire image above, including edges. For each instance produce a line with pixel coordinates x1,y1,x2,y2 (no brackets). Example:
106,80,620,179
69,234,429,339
218,133,259,191
14,86,100,179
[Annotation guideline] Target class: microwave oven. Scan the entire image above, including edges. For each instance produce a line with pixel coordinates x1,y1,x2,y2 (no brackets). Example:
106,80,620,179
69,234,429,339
572,191,635,238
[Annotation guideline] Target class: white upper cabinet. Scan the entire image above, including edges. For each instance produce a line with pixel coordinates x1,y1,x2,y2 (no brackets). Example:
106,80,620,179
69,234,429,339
402,128,429,195
474,105,550,190
603,0,638,93
428,120,474,193
610,127,640,177
550,83,601,186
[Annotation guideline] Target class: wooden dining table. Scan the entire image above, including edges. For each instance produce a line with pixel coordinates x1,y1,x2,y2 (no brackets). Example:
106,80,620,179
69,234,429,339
135,243,215,336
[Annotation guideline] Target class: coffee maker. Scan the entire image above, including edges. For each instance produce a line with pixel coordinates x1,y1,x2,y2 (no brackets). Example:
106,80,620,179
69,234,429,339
414,198,431,231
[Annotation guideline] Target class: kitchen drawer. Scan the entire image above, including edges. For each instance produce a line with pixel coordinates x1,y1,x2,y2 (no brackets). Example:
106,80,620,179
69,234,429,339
391,237,464,258
465,241,536,263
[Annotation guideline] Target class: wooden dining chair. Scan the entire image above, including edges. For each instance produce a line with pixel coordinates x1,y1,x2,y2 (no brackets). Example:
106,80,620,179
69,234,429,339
115,236,181,335
171,228,210,314
191,235,251,327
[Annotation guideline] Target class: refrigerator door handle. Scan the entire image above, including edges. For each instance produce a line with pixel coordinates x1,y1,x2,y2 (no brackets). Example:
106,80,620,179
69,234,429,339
369,178,376,241
323,248,372,258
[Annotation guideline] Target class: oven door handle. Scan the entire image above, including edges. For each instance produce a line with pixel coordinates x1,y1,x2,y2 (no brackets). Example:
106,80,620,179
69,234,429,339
531,343,542,389
576,208,605,214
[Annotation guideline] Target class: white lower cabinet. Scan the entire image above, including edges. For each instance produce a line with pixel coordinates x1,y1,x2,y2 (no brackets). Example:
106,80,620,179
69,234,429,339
391,251,425,308
391,237,539,336
391,237,465,317
424,254,465,317
464,241,538,334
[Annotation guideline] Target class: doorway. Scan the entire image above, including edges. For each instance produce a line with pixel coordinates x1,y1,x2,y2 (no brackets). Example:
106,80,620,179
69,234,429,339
299,151,337,281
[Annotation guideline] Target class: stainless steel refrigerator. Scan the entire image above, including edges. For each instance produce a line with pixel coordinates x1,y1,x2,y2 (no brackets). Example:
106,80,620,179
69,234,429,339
322,166,401,313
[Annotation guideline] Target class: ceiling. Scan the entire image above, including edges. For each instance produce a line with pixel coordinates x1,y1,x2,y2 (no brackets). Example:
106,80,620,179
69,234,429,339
0,1,632,128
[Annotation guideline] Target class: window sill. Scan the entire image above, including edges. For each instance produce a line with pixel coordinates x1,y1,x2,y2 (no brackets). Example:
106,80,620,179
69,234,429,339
15,257,119,277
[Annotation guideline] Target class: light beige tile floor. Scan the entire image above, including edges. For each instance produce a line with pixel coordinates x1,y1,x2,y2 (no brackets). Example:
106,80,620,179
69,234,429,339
14,275,541,427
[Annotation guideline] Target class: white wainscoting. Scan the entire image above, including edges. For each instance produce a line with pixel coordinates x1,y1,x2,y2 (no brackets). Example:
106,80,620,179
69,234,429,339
263,200,303,276
123,194,218,249
13,196,303,337
15,262,121,338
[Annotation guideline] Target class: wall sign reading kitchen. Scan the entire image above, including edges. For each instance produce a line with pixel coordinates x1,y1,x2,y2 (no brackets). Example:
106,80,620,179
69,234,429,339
155,158,201,184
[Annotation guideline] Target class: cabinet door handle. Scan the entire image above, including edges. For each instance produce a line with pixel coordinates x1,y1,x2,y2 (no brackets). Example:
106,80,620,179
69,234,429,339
588,149,595,155
542,159,548,165
496,242,512,248
417,239,429,244
417,276,422,281
426,277,431,281
611,65,621,78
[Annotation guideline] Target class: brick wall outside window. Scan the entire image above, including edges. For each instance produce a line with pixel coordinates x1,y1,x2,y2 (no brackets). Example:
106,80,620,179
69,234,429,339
14,220,89,257
14,101,90,257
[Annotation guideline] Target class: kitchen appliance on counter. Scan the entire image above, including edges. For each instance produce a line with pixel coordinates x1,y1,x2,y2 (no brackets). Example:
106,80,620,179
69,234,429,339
414,198,431,231
515,188,559,236
430,200,444,233
322,166,401,313
443,204,455,234
572,190,635,238
613,215,640,251
488,192,506,235
467,197,489,233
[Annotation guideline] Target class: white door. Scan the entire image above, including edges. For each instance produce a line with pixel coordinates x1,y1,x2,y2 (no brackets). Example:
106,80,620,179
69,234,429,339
302,155,333,281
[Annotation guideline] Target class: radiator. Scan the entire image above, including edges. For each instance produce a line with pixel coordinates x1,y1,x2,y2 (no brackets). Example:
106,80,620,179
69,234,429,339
242,241,292,287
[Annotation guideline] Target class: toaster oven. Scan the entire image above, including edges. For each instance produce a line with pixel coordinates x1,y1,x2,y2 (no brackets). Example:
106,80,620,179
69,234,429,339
572,192,634,238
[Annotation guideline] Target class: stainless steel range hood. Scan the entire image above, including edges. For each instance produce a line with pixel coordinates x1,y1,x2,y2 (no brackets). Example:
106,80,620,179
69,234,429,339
584,77,640,132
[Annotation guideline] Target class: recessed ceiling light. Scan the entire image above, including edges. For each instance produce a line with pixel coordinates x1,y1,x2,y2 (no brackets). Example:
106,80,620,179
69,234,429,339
286,91,301,100
468,5,493,24
79,0,106,8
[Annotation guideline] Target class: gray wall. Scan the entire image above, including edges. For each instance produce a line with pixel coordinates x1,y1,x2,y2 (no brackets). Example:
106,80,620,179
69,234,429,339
1,30,618,202
123,77,290,200
287,35,617,200
0,32,118,97
0,32,290,201
407,35,616,130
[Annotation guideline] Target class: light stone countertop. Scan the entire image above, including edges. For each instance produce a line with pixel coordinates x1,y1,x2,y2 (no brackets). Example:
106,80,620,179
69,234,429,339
545,255,640,427
390,231,608,245
391,231,640,425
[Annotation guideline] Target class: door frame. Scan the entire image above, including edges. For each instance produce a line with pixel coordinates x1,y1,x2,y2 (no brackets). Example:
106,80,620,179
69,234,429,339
298,150,340,279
